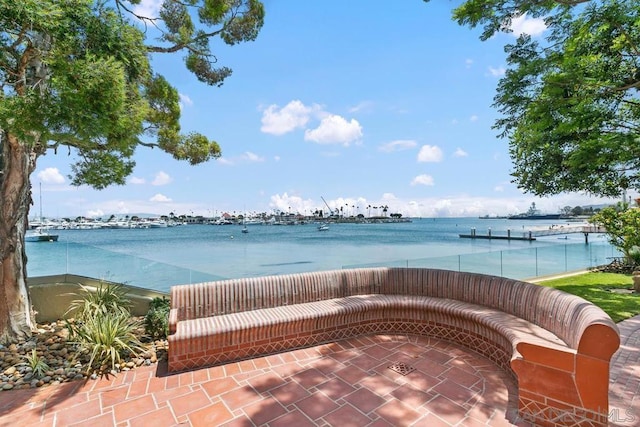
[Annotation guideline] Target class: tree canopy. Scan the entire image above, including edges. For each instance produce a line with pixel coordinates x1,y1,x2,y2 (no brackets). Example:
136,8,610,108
590,202,640,264
1,0,264,189
434,0,640,197
0,0,263,342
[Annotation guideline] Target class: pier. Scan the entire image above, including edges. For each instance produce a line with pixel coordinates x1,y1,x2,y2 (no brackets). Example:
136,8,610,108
459,225,607,244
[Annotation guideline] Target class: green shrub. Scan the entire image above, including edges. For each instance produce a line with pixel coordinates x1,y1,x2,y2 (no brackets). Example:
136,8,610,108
65,280,143,373
66,281,131,320
144,297,170,339
68,310,144,373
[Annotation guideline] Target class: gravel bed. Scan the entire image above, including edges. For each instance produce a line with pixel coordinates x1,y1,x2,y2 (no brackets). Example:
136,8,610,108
0,318,167,391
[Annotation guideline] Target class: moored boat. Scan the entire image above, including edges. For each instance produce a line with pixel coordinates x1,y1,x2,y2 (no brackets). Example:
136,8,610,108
25,228,59,242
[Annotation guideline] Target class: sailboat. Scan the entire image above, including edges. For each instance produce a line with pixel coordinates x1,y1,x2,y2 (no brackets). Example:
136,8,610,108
241,210,249,233
25,183,59,242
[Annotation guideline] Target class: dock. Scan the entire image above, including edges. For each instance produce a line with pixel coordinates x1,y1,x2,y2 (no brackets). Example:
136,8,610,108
459,225,606,244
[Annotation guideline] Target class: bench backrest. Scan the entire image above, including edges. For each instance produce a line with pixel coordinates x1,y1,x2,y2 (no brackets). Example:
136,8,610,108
170,267,618,352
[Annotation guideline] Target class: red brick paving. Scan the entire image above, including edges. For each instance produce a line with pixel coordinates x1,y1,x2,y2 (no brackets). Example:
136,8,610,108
0,322,638,426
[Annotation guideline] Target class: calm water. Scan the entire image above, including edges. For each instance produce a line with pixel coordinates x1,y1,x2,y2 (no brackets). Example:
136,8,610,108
26,217,618,293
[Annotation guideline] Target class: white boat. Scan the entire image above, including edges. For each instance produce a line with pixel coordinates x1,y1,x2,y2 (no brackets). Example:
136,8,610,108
27,183,59,242
241,226,249,233
317,224,329,231
25,227,58,242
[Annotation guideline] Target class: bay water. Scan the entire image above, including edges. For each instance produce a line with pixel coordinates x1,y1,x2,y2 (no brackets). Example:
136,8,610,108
26,217,619,293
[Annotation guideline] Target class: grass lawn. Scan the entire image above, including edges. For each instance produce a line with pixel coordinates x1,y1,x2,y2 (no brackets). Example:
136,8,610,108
533,272,640,323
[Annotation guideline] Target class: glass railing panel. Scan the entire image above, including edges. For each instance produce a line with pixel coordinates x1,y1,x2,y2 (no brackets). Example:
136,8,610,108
27,241,225,293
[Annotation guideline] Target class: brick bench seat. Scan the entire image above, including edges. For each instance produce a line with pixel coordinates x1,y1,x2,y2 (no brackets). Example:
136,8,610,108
170,295,568,373
168,267,620,426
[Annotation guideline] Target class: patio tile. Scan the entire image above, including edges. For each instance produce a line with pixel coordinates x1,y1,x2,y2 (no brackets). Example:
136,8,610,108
128,406,176,427
188,401,234,427
443,365,482,388
423,395,469,426
390,384,434,408
375,398,422,426
334,365,369,384
295,391,340,420
53,399,102,426
201,377,239,398
432,378,476,403
220,385,263,410
241,399,288,425
291,367,328,389
68,412,115,427
323,404,372,427
342,387,386,414
270,409,317,427
167,389,211,418
245,371,287,394
269,380,310,405
316,378,356,400
0,333,542,427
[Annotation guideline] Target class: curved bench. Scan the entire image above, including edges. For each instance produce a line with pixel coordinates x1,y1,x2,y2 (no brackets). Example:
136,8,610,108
168,267,620,426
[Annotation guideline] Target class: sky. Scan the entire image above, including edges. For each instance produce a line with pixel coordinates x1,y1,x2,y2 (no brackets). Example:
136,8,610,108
32,0,629,219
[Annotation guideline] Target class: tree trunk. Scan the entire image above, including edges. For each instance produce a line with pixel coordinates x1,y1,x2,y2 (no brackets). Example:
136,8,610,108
0,130,36,343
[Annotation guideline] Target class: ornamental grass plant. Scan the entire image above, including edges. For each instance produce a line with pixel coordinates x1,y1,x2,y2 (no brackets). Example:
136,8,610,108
65,282,132,319
65,282,144,374
20,349,50,379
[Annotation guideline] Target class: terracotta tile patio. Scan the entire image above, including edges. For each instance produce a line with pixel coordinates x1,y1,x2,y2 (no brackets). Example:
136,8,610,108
0,316,638,427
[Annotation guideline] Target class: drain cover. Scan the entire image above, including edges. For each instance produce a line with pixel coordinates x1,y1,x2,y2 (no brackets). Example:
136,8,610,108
388,361,415,376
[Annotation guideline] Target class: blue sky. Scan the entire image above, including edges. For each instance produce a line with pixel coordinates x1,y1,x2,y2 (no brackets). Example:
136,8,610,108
33,1,624,219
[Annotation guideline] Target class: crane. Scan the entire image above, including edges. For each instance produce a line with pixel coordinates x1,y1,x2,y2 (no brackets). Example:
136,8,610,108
321,196,334,217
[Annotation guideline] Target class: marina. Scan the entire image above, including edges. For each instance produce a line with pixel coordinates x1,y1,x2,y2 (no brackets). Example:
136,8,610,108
25,217,618,293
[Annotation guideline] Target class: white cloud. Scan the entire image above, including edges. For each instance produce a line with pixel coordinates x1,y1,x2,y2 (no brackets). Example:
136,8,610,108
37,167,65,184
274,155,281,162
241,151,264,162
218,152,265,165
379,140,417,153
129,176,146,185
260,100,319,135
86,209,104,218
453,148,468,157
269,192,316,215
132,0,162,18
348,101,374,113
411,174,435,186
488,66,506,77
494,185,505,192
304,115,363,146
150,193,172,202
470,115,479,122
152,171,172,186
509,14,547,37
417,145,443,163
465,59,473,68
179,93,193,108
